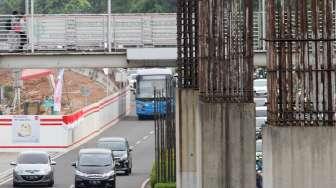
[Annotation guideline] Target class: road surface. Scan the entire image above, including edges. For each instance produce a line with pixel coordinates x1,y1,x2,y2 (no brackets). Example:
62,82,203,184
0,114,155,188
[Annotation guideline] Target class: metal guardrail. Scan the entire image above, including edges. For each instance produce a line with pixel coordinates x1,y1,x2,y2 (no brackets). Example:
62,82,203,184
0,13,267,53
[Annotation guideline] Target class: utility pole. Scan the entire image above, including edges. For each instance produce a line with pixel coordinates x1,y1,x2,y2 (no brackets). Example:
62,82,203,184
107,0,112,52
30,0,34,53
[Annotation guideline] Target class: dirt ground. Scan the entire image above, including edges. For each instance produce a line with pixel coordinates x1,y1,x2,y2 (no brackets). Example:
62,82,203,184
0,69,107,114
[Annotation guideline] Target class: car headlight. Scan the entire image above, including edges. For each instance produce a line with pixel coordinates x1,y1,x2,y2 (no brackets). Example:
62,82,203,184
41,168,52,174
121,153,128,161
75,170,89,177
102,170,115,178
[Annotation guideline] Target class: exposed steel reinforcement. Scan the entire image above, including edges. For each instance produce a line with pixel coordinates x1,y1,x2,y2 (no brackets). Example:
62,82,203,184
198,0,254,102
266,0,336,126
177,0,199,89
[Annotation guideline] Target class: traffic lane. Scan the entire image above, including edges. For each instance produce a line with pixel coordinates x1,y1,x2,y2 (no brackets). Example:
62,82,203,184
0,116,154,188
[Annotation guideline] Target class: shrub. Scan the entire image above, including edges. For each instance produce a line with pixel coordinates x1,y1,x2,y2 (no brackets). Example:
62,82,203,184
154,183,176,188
150,163,157,188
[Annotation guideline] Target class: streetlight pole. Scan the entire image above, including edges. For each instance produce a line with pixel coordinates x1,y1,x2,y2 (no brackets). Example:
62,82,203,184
25,0,29,15
30,0,34,53
107,0,112,52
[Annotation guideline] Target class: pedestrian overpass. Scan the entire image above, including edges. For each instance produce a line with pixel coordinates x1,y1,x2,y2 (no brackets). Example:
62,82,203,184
0,13,267,68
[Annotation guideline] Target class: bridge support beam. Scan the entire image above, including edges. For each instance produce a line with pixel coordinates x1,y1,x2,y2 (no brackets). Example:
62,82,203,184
176,88,256,188
176,89,200,188
199,102,255,188
264,127,336,188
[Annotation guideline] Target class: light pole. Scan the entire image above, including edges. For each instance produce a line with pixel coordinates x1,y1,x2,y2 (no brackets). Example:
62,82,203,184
107,0,112,52
30,0,34,53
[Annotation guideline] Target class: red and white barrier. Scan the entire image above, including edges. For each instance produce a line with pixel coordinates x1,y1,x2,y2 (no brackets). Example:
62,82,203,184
0,89,131,151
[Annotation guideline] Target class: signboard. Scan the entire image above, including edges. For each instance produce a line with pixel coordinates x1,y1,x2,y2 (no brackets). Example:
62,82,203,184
12,116,40,143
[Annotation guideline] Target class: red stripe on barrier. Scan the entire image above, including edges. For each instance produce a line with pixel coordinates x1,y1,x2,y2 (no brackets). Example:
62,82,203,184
40,119,63,122
41,123,63,126
0,124,11,126
0,119,12,122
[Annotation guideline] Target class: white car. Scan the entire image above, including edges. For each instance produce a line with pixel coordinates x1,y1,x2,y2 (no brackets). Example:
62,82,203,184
256,106,267,117
254,79,267,97
254,97,267,107
11,151,56,187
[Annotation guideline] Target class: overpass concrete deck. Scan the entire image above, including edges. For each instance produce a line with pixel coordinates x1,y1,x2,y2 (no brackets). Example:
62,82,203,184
0,48,266,69
0,48,177,69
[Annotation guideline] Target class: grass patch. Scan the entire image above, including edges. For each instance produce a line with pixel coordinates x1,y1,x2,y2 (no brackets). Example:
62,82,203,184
154,183,176,188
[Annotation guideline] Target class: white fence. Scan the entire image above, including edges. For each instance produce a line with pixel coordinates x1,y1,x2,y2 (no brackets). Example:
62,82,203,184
0,89,131,151
0,13,267,52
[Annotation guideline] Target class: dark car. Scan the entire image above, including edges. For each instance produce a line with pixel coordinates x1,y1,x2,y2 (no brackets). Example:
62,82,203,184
96,137,132,175
72,148,116,188
11,151,56,187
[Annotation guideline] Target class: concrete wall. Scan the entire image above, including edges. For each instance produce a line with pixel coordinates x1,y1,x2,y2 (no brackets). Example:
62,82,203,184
176,89,200,188
0,89,130,151
176,88,256,188
199,102,256,188
264,126,336,188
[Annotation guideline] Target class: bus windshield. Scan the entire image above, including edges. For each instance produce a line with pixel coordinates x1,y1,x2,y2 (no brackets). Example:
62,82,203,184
138,79,166,98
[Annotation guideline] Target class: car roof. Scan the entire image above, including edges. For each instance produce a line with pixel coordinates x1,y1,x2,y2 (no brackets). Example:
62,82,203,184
137,68,172,75
97,137,126,142
256,106,267,110
79,148,111,154
19,151,48,155
254,79,267,82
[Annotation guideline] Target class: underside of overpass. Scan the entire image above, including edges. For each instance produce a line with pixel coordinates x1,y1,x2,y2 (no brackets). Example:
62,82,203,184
0,48,268,69
0,48,177,68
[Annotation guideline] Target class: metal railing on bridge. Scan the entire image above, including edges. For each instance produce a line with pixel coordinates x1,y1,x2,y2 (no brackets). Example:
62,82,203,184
0,13,268,53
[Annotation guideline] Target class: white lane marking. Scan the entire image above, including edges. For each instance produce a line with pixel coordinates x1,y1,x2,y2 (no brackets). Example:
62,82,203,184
141,178,150,188
70,184,74,188
0,176,12,186
150,131,154,134
136,141,141,145
143,136,149,140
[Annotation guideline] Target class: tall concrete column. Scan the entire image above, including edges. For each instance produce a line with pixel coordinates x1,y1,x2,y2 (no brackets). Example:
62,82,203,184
199,102,255,188
176,89,200,188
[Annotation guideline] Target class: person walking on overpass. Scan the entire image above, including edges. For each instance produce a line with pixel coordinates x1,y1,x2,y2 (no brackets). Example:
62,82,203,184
6,11,19,51
13,13,28,51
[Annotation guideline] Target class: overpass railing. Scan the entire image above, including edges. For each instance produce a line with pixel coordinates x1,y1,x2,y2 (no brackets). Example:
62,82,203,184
0,13,267,53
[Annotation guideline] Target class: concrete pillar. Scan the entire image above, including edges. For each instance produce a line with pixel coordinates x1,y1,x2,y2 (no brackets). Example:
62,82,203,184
176,89,200,188
199,102,255,188
264,126,336,188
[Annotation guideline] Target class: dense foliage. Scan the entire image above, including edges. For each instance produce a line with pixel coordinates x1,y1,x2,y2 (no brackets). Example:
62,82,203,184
0,0,176,14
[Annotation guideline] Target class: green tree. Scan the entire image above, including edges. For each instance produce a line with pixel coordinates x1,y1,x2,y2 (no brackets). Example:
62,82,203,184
129,0,174,13
35,0,91,14
0,0,25,14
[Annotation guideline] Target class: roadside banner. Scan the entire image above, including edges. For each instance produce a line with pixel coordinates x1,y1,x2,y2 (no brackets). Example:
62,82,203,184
12,115,40,143
54,69,64,112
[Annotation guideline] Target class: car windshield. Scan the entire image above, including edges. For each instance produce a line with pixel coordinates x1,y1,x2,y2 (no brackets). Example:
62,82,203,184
97,141,127,151
79,153,112,167
17,153,49,164
254,79,267,87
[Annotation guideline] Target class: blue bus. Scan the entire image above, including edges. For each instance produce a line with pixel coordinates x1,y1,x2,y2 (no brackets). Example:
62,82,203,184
135,69,174,120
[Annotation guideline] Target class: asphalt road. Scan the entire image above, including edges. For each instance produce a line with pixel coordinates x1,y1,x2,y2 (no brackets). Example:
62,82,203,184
0,114,155,188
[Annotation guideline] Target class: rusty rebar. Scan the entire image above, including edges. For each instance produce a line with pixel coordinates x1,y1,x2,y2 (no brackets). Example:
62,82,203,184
198,0,254,103
177,0,199,89
266,0,336,126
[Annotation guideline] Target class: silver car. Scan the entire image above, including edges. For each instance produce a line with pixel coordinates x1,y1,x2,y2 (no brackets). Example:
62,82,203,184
10,151,56,187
